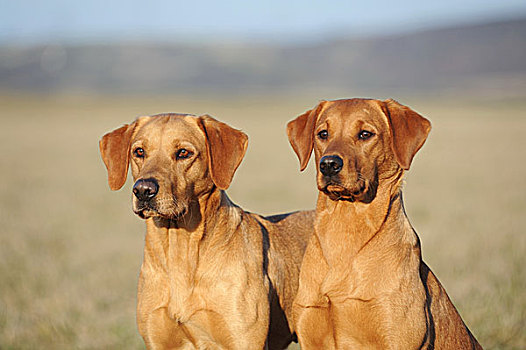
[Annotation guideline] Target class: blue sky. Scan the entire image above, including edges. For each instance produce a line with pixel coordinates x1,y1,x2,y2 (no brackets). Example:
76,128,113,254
2,0,526,44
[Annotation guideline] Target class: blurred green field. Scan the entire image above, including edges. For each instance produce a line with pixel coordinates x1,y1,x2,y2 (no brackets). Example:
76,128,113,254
0,93,525,349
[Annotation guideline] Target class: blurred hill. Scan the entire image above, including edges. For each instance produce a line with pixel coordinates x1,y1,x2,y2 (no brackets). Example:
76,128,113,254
1,17,525,97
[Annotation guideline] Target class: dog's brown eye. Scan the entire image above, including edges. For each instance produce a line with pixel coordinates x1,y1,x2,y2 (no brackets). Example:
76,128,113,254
358,130,374,140
176,148,193,160
318,130,329,140
134,147,145,158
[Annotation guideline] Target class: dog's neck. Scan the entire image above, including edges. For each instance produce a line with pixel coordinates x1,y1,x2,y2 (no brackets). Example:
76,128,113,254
141,188,243,321
315,169,415,265
143,188,240,277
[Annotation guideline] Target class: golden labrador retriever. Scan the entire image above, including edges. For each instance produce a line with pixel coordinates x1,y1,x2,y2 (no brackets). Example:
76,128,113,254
287,99,482,349
100,113,314,349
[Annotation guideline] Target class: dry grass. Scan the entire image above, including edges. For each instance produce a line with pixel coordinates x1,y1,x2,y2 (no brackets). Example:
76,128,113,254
0,93,524,349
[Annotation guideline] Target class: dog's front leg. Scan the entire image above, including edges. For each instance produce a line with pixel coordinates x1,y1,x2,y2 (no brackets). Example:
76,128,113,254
292,233,335,350
141,307,197,350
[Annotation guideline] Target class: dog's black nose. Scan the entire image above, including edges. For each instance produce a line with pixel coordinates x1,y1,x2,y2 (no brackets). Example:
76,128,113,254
319,155,343,176
133,178,159,201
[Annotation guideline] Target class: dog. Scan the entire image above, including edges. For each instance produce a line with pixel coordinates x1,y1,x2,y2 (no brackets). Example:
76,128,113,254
100,113,314,349
287,99,482,349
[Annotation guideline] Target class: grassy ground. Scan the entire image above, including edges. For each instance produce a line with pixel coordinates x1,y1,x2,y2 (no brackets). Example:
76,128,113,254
0,93,524,349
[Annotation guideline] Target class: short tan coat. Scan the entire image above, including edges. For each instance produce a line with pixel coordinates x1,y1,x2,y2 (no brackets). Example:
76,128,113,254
100,114,313,349
287,99,482,349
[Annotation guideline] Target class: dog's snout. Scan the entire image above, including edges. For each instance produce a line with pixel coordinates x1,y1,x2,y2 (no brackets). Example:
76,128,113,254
133,178,159,201
319,155,343,177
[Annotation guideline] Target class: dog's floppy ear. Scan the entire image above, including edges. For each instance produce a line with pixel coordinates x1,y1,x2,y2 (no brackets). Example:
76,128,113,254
198,115,248,190
381,99,431,170
287,101,327,171
99,123,136,191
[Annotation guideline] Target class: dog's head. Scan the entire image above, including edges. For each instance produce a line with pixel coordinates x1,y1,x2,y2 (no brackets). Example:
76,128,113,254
100,114,248,220
287,99,431,203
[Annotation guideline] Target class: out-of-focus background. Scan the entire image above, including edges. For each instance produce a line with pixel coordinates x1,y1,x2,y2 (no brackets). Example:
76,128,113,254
1,1,525,349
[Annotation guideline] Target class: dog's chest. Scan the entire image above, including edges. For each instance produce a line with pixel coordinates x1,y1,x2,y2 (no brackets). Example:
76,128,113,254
166,249,249,323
